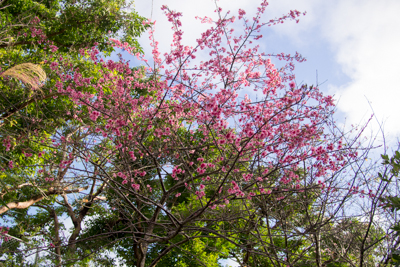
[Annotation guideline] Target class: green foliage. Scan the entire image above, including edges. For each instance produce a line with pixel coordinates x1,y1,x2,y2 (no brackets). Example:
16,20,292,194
380,151,400,265
0,0,148,53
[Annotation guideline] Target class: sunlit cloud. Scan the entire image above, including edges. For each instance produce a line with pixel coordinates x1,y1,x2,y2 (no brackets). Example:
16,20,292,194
323,0,400,139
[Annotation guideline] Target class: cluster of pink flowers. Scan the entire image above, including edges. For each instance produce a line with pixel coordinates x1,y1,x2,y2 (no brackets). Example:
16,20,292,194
0,227,11,243
2,137,11,152
109,38,137,54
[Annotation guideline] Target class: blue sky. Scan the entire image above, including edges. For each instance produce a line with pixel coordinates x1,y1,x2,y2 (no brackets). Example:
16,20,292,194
129,0,400,148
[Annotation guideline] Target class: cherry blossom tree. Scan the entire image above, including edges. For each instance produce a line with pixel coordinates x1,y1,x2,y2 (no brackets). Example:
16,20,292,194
0,0,393,266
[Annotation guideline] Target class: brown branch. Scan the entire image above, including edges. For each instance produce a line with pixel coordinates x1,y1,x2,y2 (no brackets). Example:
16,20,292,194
67,181,106,250
0,187,87,214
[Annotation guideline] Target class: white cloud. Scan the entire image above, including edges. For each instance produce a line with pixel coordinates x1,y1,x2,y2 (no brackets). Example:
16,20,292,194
323,0,400,138
263,0,400,138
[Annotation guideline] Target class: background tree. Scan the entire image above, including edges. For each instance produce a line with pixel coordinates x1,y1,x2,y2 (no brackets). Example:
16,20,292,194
376,149,400,266
0,0,149,265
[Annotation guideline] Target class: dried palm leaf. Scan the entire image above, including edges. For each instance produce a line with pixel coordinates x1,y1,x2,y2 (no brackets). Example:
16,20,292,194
0,63,46,90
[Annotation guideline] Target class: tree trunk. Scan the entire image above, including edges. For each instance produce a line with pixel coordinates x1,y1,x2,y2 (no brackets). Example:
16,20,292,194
51,210,62,267
314,230,322,267
134,242,149,267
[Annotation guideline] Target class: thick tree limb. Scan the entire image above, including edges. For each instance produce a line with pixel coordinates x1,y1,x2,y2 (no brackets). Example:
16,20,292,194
67,181,106,250
0,187,87,214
